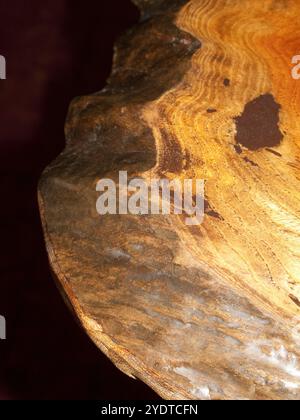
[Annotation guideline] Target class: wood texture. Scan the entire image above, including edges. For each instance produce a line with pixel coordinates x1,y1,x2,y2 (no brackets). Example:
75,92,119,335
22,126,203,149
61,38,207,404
39,0,300,400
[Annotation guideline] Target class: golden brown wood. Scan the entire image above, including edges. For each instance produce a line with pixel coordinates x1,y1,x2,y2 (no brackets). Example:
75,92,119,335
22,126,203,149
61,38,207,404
39,0,300,400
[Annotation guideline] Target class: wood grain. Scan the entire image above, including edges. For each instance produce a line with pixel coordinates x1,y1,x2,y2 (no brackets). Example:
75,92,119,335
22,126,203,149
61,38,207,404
39,0,300,400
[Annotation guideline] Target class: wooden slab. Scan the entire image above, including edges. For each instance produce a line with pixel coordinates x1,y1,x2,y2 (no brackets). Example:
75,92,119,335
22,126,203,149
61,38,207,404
39,0,300,400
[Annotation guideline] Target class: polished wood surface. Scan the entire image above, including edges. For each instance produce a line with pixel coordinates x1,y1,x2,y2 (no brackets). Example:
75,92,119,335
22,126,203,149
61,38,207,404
39,0,300,400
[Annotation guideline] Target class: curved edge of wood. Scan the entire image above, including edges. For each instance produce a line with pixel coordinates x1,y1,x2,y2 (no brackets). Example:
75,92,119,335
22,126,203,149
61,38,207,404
38,191,191,400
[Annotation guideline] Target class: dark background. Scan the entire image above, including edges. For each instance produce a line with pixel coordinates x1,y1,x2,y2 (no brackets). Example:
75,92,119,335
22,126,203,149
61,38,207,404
0,0,159,400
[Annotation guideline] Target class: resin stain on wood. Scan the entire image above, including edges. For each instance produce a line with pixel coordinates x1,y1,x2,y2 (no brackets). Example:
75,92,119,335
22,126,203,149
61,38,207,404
234,94,283,151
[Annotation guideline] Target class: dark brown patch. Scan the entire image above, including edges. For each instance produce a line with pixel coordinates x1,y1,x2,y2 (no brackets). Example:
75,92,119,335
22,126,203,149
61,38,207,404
204,199,224,220
243,157,259,167
207,108,217,113
234,94,283,151
234,144,243,154
159,128,183,174
266,148,282,157
289,294,300,308
223,78,230,87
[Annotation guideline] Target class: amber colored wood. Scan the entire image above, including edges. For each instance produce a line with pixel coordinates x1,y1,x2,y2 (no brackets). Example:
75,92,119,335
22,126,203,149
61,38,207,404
39,0,300,400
